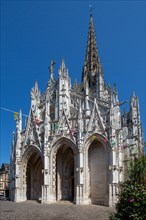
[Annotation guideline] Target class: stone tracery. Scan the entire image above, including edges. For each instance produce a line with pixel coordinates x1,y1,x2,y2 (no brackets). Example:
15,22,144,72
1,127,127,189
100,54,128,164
10,14,143,207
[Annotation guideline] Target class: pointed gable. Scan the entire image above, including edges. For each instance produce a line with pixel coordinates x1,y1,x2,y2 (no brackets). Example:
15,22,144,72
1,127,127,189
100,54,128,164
23,110,41,148
55,108,71,135
87,99,105,133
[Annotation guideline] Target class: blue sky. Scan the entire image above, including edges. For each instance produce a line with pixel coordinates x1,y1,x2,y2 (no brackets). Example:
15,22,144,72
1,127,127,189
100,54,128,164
0,0,145,164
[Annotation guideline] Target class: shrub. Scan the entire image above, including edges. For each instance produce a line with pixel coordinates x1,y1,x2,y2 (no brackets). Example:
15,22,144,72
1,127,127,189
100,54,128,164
109,180,146,220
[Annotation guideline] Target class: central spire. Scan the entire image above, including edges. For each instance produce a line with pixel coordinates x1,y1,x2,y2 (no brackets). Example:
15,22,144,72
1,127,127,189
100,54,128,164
82,14,101,88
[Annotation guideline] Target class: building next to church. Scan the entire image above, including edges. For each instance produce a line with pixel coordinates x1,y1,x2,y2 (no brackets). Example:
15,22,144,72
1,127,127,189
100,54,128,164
0,163,10,198
9,14,144,206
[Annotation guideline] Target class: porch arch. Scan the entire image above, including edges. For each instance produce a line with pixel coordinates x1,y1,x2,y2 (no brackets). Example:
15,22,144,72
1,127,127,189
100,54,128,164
51,137,77,202
22,145,44,201
85,134,109,205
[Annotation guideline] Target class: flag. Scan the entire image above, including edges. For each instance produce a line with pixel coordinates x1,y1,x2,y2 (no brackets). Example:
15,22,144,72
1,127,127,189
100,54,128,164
122,144,127,149
91,135,96,140
26,138,30,145
34,116,39,125
104,139,108,143
69,128,77,136
14,112,19,120
111,140,116,145
55,123,59,130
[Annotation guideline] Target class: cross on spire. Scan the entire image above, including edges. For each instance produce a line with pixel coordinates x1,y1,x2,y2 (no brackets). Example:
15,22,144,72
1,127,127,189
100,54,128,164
89,5,93,16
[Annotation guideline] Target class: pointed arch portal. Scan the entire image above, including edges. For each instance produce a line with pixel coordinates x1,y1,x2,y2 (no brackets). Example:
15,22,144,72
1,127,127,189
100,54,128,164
88,140,107,205
26,151,43,200
56,145,74,201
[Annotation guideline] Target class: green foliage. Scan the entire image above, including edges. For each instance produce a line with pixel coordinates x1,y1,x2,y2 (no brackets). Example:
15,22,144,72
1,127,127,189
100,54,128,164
109,180,146,220
109,155,146,220
130,155,146,186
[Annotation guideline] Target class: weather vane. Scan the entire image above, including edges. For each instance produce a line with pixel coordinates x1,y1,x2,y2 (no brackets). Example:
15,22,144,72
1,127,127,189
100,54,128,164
89,5,93,16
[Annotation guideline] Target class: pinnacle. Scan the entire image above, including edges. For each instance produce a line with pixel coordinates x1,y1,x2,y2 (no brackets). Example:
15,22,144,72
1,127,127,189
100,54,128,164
61,58,66,71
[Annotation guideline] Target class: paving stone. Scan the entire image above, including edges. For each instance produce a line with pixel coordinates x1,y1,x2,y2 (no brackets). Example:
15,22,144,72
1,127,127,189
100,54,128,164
0,200,115,220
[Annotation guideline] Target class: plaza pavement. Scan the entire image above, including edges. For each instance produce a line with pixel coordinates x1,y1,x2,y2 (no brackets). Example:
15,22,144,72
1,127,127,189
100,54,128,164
0,200,115,220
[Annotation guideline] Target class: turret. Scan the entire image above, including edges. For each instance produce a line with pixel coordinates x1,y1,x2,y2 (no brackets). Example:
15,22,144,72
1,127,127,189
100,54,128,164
129,93,143,145
113,84,119,104
30,81,41,121
97,63,105,98
85,79,90,116
31,81,40,109
58,59,71,117
15,109,22,158
78,99,83,141
110,90,121,130
45,88,51,138
10,132,15,165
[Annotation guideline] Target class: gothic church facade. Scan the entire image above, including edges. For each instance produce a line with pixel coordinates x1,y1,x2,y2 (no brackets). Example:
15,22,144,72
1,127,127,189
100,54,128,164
10,14,143,206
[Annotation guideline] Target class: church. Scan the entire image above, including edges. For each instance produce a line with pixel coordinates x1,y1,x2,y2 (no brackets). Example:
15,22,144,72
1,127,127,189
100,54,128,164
9,14,143,207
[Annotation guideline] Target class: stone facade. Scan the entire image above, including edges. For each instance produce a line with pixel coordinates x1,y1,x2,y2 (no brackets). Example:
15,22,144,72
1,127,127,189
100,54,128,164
10,14,144,207
0,163,10,198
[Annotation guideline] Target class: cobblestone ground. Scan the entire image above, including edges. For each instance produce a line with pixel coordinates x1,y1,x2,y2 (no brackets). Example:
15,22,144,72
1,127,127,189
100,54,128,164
0,200,115,220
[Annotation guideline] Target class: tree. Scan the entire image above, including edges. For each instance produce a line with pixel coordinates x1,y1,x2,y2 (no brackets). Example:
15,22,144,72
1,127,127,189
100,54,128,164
130,155,146,186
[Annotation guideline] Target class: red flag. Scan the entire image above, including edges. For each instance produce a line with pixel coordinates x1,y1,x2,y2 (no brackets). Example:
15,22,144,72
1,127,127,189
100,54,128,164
104,139,108,143
34,116,39,125
69,128,77,136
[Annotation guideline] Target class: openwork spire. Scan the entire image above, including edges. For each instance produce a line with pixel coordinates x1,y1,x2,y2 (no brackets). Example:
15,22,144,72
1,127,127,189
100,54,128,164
82,14,101,87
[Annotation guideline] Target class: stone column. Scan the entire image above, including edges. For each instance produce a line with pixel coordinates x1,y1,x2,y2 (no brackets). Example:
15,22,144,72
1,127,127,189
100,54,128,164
47,153,57,203
42,143,57,204
14,160,22,202
42,153,50,204
109,141,118,207
76,147,84,205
